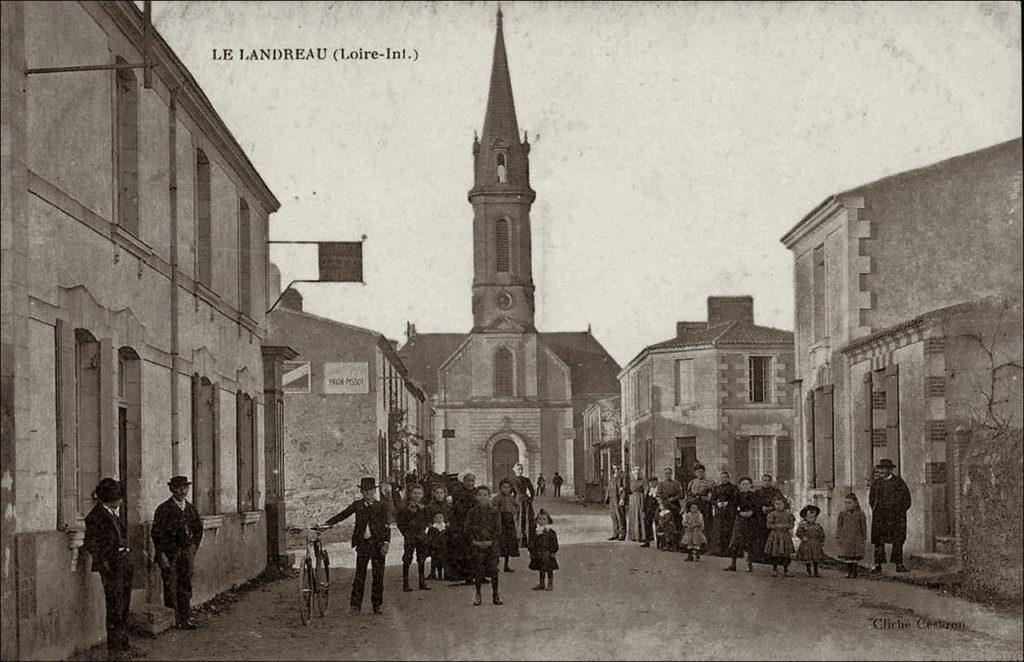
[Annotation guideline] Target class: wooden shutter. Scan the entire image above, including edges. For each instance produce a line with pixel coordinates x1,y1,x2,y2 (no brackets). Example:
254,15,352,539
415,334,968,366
734,435,750,479
863,372,874,483
211,382,221,514
236,391,245,512
250,396,260,510
819,386,835,487
776,436,793,482
885,364,900,474
191,373,203,513
55,320,78,527
804,390,816,487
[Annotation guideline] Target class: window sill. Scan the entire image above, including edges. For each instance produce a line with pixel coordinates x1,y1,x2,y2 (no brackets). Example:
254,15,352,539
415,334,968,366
241,511,262,526
112,224,154,261
202,514,225,530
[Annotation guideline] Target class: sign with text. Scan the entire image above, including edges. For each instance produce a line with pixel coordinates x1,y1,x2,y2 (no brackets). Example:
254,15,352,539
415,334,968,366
318,241,363,282
323,362,369,394
282,361,310,393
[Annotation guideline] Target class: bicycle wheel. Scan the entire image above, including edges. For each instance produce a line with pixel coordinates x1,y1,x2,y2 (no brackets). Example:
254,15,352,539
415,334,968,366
299,558,314,625
315,550,331,617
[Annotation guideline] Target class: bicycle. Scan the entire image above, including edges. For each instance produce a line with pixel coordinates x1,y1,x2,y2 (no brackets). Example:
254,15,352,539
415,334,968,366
299,525,331,625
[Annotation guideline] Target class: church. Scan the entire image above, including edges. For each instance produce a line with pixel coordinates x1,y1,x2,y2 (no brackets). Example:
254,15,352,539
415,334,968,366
400,10,620,496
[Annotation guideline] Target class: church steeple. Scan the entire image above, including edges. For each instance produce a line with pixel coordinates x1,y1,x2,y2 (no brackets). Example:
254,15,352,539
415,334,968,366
469,8,536,333
472,7,532,196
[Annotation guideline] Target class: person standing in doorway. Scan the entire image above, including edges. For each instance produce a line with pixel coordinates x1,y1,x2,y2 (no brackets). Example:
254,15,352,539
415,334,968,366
84,478,133,661
323,477,391,615
869,458,912,574
152,476,204,630
551,472,564,498
509,463,536,546
537,473,546,497
605,465,626,540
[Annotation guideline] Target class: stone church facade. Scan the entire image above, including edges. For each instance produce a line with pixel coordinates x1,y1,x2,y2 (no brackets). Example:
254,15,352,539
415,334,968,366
399,11,620,496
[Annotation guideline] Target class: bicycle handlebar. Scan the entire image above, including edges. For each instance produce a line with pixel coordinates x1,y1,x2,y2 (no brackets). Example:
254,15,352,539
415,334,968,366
310,525,332,532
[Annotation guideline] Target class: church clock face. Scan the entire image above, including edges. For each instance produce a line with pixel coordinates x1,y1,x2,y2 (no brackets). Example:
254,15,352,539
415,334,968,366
496,292,514,310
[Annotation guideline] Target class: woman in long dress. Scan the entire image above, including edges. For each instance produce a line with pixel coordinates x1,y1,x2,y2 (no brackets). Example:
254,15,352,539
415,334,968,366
626,467,646,543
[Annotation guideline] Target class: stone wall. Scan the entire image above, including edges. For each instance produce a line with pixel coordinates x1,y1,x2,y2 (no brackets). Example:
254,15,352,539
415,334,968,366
958,428,1023,603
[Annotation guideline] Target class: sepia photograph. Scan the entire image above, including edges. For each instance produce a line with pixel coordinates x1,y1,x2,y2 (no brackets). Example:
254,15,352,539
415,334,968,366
0,1,1021,660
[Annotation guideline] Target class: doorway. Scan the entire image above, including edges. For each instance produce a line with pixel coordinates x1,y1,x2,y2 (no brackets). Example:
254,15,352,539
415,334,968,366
674,437,697,486
491,438,519,491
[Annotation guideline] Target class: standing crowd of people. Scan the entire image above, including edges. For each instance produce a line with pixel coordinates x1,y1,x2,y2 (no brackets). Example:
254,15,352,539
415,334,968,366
604,458,912,578
321,462,560,614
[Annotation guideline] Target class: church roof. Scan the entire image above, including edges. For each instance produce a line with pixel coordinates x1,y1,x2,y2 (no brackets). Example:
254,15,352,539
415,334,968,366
398,331,622,397
481,8,520,147
539,332,621,396
398,333,468,394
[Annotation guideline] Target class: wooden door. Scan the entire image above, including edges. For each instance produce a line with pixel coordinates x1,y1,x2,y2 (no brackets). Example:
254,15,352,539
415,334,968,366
491,439,519,491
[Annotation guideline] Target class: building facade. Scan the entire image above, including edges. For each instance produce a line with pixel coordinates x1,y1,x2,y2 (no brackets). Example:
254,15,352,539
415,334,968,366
398,11,620,495
266,291,429,532
582,395,621,502
619,297,795,492
781,138,1023,567
1,2,284,658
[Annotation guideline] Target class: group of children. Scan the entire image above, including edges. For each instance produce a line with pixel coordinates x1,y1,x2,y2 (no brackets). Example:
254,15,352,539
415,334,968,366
647,474,868,579
396,479,559,607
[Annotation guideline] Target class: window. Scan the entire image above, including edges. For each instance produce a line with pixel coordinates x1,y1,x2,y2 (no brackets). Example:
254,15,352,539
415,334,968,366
238,199,252,316
748,435,776,479
75,329,102,515
496,153,507,183
192,375,219,514
496,219,510,273
748,356,772,403
812,244,826,341
196,149,213,288
675,359,694,406
808,385,835,488
115,57,139,235
494,348,513,397
236,392,257,512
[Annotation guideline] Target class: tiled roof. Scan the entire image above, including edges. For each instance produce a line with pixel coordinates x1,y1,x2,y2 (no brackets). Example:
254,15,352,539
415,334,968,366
398,331,622,397
398,333,469,394
539,332,621,396
642,322,793,353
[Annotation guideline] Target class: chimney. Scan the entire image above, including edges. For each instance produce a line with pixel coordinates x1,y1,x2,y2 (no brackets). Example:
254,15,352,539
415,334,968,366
707,296,754,327
279,287,303,312
406,322,417,340
387,338,399,351
676,321,706,336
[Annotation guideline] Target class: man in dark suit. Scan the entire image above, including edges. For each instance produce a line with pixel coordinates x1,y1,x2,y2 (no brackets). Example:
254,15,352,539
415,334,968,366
605,465,626,540
869,458,912,574
323,477,391,614
84,478,133,661
151,475,205,629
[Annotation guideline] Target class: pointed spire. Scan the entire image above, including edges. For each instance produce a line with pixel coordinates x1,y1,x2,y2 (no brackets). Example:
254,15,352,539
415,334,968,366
481,5,520,146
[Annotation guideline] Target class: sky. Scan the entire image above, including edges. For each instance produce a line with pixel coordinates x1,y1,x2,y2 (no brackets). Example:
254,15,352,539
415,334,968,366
147,1,1022,366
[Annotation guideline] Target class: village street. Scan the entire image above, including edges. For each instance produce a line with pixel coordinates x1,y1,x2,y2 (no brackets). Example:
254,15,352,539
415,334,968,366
73,498,1023,662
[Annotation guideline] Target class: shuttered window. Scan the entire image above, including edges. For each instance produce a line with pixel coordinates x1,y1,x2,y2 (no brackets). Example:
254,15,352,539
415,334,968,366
675,359,694,406
748,356,772,403
196,149,213,288
193,375,219,514
75,329,102,514
238,199,252,317
748,436,776,479
776,436,793,482
494,348,514,397
115,57,140,236
734,435,750,479
812,385,835,488
496,219,510,273
236,392,257,512
885,364,901,474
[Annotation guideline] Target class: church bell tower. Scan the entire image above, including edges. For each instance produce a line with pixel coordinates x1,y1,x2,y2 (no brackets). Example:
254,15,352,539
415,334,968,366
469,8,537,333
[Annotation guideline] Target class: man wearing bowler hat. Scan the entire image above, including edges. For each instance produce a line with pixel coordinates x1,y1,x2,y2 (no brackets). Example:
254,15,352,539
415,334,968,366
84,477,133,661
868,458,912,574
323,477,391,614
152,476,204,629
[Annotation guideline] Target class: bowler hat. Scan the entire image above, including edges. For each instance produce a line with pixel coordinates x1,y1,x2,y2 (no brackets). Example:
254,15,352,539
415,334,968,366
359,477,378,491
95,478,122,502
799,504,821,520
168,475,192,490
876,458,895,469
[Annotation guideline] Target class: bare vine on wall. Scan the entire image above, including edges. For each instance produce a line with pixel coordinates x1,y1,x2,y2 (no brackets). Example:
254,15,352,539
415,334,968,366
955,308,1024,434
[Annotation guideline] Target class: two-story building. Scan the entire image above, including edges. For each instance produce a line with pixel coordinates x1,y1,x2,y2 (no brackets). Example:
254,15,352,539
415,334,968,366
266,288,430,534
619,297,795,492
581,395,621,502
780,137,1023,571
1,2,289,658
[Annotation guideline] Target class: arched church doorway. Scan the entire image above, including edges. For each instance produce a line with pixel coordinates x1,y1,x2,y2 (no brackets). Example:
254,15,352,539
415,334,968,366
491,438,519,491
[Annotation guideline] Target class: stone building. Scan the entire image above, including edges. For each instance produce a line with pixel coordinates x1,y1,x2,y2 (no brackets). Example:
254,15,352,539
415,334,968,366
582,395,622,502
266,289,430,530
398,11,620,495
619,297,795,492
1,2,291,658
780,138,1023,568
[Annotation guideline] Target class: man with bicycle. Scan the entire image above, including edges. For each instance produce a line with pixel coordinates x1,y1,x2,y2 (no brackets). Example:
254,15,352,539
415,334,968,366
322,477,391,615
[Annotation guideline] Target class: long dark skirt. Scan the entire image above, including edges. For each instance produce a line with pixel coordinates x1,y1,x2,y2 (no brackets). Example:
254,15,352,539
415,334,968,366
709,509,736,556
497,512,520,557
728,514,759,555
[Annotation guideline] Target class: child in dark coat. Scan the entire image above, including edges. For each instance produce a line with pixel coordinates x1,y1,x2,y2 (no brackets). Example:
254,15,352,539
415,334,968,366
529,510,559,591
796,504,826,577
425,511,448,581
492,479,521,572
836,493,867,578
656,499,679,551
